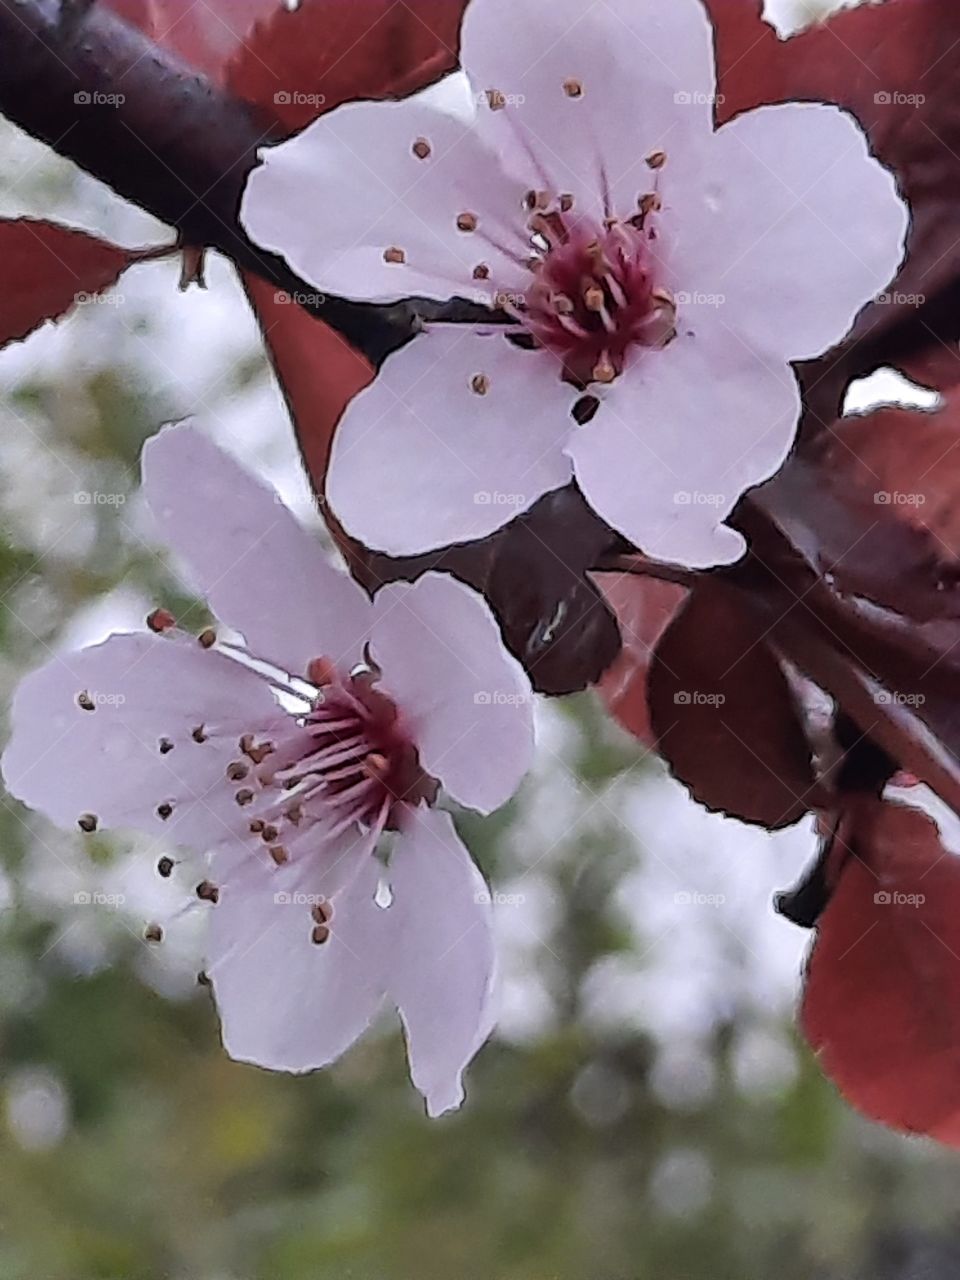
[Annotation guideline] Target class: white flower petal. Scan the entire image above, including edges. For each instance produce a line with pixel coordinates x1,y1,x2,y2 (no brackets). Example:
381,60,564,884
665,103,909,361
241,95,530,305
208,839,388,1073
568,325,801,569
142,424,372,676
387,808,496,1117
372,573,534,814
327,327,576,556
2,632,283,849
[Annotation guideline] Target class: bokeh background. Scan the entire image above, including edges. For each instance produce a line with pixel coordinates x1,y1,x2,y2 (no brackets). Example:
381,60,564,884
1,1,957,1277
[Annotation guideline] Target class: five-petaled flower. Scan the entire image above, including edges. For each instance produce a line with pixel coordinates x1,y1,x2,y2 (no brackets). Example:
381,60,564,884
243,0,908,570
2,425,535,1116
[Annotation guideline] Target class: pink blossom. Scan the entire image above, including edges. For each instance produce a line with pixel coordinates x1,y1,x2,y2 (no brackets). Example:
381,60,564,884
2,425,535,1116
242,0,908,570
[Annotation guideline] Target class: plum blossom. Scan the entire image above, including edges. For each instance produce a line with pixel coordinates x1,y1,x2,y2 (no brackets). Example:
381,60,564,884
242,0,908,570
2,425,535,1116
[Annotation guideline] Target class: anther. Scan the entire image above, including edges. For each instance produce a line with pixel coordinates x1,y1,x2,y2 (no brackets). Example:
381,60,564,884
196,880,220,904
593,356,616,384
311,923,331,945
159,738,174,755
383,246,406,264
249,818,265,835
261,824,279,844
157,802,173,821
472,263,490,281
646,150,667,170
78,813,98,833
157,856,174,878
197,970,210,987
553,294,574,315
639,192,662,216
311,900,333,924
227,761,249,782
485,88,507,111
563,78,583,98
198,628,216,649
456,212,478,233
144,923,163,944
269,846,289,866
559,193,575,213
192,725,207,744
306,657,337,687
652,286,676,308
77,691,95,712
235,789,254,807
412,137,431,159
584,286,605,312
286,804,303,826
470,373,490,396
364,752,390,779
147,607,176,633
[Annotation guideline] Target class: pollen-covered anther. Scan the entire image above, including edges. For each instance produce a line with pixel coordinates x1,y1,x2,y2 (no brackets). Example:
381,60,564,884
472,263,490,281
311,923,331,945
78,812,98,833
470,373,490,396
261,824,280,844
563,77,583,98
646,149,667,170
159,738,174,755
227,760,249,782
524,189,550,213
198,628,216,649
77,691,95,712
268,845,288,866
192,725,207,744
592,356,617,384
306,656,337,688
235,789,254,807
456,212,478,233
383,246,406,265
144,923,163,944
311,899,333,925
147,607,176,633
412,136,431,160
196,880,220,904
157,856,174,878
157,802,174,821
584,285,605,312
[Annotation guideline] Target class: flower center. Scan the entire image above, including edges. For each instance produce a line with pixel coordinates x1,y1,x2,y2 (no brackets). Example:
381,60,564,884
482,188,677,389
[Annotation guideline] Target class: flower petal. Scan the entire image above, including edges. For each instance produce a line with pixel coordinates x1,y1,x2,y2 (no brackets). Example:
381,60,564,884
462,0,716,223
207,835,388,1073
665,103,908,361
386,807,496,1117
142,424,372,676
327,327,576,557
2,632,283,849
371,573,533,814
567,326,801,569
241,93,530,305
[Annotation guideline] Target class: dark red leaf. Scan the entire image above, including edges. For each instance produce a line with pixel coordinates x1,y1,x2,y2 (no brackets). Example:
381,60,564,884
802,794,960,1145
0,217,148,347
707,0,960,392
226,0,466,133
648,581,815,828
593,574,687,747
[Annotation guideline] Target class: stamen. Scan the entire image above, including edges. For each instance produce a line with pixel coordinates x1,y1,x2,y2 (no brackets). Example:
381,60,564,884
412,137,431,160
646,150,667,171
470,373,491,396
198,629,216,649
311,923,331,945
196,880,220,904
269,845,289,866
593,355,616,384
144,923,164,944
157,856,174,878
159,738,174,755
157,802,174,821
147,608,176,633
456,212,479,233
472,263,490,281
78,813,98,833
227,761,249,782
563,78,583,98
77,691,95,712
383,246,406,264
192,725,207,743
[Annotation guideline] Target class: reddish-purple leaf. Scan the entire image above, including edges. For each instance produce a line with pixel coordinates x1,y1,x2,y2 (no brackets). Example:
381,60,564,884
0,218,147,347
648,581,815,828
803,795,960,1145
